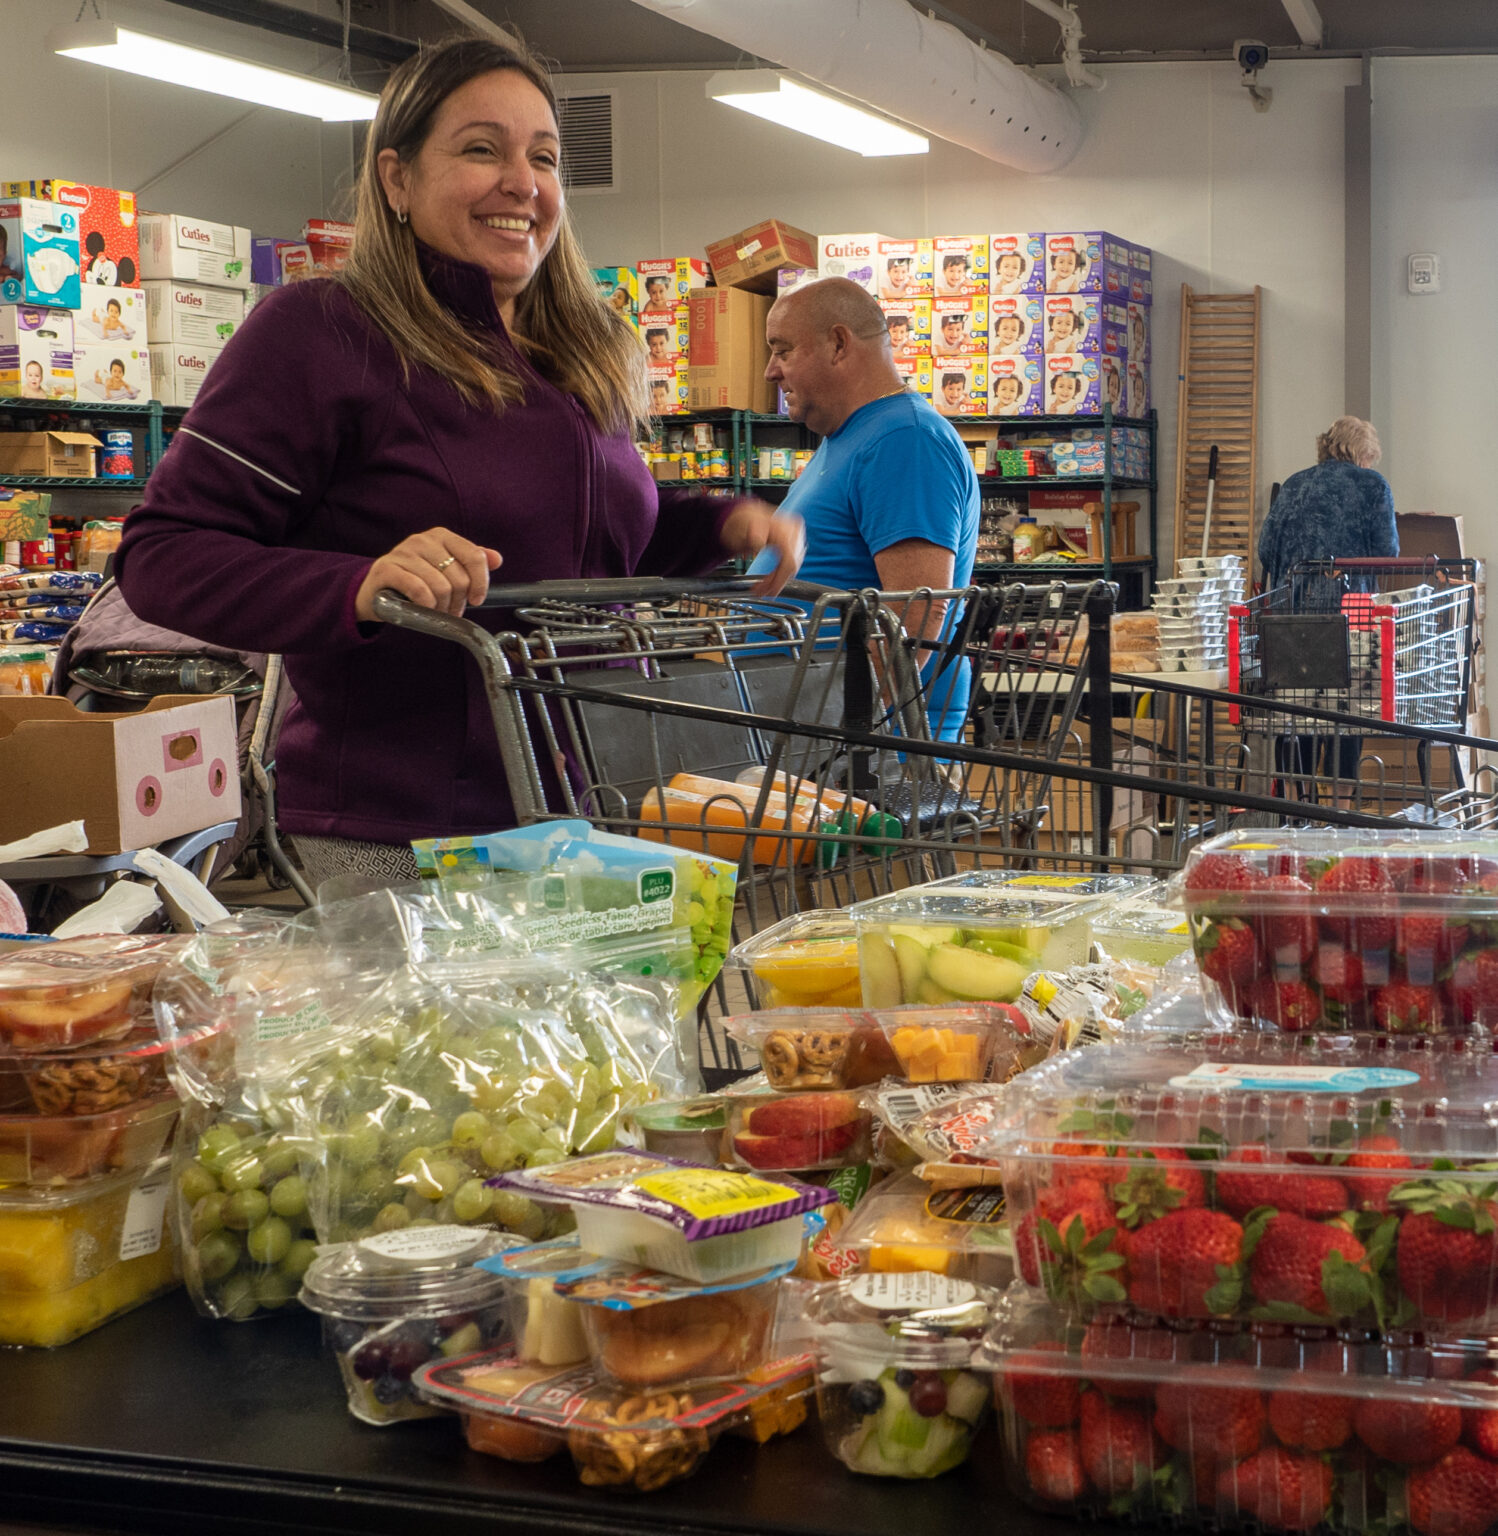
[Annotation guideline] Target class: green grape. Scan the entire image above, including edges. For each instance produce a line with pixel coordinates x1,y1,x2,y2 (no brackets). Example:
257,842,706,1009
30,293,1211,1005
525,1148,564,1170
178,1162,219,1205
195,1229,241,1283
252,1270,299,1310
196,1124,243,1173
408,1111,449,1149
335,1124,383,1170
222,1189,270,1230
452,1180,493,1222
280,1239,318,1279
373,1202,412,1233
260,1140,302,1182
575,1109,619,1154
396,1146,435,1177
683,899,706,926
355,1166,395,1205
451,1111,490,1147
269,1175,308,1219
505,1119,544,1155
246,1216,293,1265
190,1193,227,1242
491,1192,547,1241
219,1153,265,1194
403,1189,431,1219
216,1271,261,1321
480,1133,520,1172
440,1322,482,1358
416,1159,465,1200
539,1124,569,1153
699,877,719,907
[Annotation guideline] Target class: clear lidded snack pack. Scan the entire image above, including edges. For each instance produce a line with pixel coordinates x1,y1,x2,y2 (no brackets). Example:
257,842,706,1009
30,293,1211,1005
832,1170,1013,1289
727,909,864,1010
724,1090,874,1172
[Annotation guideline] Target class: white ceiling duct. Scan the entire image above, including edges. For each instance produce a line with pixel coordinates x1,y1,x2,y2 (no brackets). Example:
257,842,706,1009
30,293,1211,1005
625,0,1085,172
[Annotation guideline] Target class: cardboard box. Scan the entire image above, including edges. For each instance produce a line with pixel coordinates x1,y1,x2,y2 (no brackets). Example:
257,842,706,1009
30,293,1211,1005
146,343,223,407
1396,512,1464,561
302,219,353,247
648,360,691,416
989,354,1044,416
1126,301,1150,363
1045,352,1102,415
816,233,886,294
0,199,81,309
878,238,933,301
2,182,139,288
0,306,72,399
933,296,989,358
0,488,50,541
251,237,292,287
1042,293,1126,356
637,258,709,308
933,236,989,296
686,287,772,413
0,430,98,478
989,232,1045,295
73,288,145,346
0,694,241,854
1126,358,1150,418
935,356,988,416
593,266,637,320
138,213,251,290
893,352,933,400
306,239,348,275
640,306,689,366
1100,353,1127,417
880,298,931,357
74,341,150,405
143,280,245,347
988,294,1043,357
1044,231,1132,299
704,218,816,294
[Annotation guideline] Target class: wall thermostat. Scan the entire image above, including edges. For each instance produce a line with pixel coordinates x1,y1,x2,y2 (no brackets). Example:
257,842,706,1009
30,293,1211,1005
1408,253,1442,293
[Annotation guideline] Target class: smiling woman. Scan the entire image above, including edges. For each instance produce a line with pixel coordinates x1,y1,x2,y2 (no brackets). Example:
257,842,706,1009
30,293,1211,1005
113,36,805,886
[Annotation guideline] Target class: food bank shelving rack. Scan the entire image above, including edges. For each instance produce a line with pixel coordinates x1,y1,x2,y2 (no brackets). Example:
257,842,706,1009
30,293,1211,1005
0,394,187,488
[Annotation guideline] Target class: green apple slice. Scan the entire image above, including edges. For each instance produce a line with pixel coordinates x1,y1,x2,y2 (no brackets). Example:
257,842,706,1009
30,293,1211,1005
926,942,1027,1002
859,937,903,1009
892,934,929,1000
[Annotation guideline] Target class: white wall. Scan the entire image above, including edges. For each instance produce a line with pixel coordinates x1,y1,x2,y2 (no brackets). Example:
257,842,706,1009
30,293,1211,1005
560,58,1360,564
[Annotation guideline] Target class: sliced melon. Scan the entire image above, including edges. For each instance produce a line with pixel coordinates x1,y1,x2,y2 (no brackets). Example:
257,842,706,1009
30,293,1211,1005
859,937,903,1009
945,1371,989,1425
926,943,1027,1002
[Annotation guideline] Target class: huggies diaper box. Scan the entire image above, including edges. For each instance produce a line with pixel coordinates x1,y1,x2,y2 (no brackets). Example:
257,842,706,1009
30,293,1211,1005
988,295,1043,357
877,238,933,300
0,306,72,400
934,356,988,416
1042,294,1126,356
637,258,709,308
143,282,245,348
1044,352,1101,415
0,200,80,309
989,354,1043,416
1099,353,1126,417
1043,232,1131,299
593,267,638,323
138,213,251,290
989,232,1045,295
146,342,223,407
647,360,690,416
639,307,689,365
74,341,149,405
1127,358,1151,417
1,182,138,288
1126,301,1150,363
893,352,933,400
816,234,886,295
1129,242,1153,305
932,296,988,358
880,298,931,356
933,236,989,296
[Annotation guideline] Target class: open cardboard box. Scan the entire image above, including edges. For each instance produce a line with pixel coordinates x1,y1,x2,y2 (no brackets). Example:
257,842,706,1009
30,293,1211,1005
0,695,240,854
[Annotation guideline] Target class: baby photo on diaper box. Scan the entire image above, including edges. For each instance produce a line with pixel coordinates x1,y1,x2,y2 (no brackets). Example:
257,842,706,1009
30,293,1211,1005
1127,359,1151,417
1043,294,1098,353
989,354,1042,416
647,361,689,416
935,356,988,417
0,199,81,310
988,295,1042,356
1127,302,1150,363
74,288,145,344
933,236,988,296
878,238,934,301
74,341,149,403
932,296,988,358
1100,353,1125,415
1045,352,1101,415
639,308,689,365
0,305,72,400
989,233,1044,295
881,298,931,356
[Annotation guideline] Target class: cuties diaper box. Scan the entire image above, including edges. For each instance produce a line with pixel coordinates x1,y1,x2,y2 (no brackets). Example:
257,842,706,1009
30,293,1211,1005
816,233,885,295
989,232,1045,295
934,355,988,417
637,258,709,307
932,295,988,358
988,353,1043,416
146,342,222,407
893,352,934,400
143,281,245,348
933,235,989,296
1044,231,1132,300
988,294,1043,357
74,341,150,405
0,199,81,310
880,298,931,356
0,306,72,400
647,359,690,416
877,238,934,300
1041,293,1126,356
138,213,251,290
1044,351,1102,415
1,182,138,288
639,307,689,365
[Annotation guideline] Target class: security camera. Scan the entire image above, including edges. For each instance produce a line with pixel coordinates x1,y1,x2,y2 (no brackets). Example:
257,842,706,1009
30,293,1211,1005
1234,40,1270,75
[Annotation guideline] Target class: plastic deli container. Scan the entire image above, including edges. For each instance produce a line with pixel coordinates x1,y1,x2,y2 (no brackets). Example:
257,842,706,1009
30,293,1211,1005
988,1031,1498,1330
0,1093,178,1185
807,1272,995,1478
414,1345,815,1492
0,1161,180,1346
724,1091,872,1172
725,1010,902,1091
493,1150,835,1284
986,1288,1498,1533
624,1097,728,1166
853,872,1155,1008
0,940,172,1053
1090,889,1194,967
299,1225,520,1425
0,1025,175,1114
728,911,864,1010
834,1171,1014,1288
1173,830,1498,1033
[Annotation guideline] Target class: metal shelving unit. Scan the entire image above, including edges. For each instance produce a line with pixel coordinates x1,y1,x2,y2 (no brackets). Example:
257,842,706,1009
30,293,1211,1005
0,396,188,483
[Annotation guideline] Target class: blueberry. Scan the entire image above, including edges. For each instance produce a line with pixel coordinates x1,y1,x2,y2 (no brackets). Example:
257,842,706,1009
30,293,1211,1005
327,1319,365,1354
847,1379,885,1417
893,1369,916,1391
372,1374,408,1406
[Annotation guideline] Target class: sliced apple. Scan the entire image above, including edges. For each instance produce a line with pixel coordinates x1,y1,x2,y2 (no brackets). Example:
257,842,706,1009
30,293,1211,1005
926,943,1027,1002
915,978,960,1006
733,1119,860,1169
746,1093,860,1137
859,937,903,1009
892,934,929,1001
886,924,961,947
963,934,1044,970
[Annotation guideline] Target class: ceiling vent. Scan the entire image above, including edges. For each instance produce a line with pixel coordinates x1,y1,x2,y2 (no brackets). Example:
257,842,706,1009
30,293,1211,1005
557,92,615,192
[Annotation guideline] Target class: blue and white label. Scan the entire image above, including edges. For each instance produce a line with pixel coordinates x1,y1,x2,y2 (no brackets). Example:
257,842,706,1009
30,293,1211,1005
1168,1061,1422,1093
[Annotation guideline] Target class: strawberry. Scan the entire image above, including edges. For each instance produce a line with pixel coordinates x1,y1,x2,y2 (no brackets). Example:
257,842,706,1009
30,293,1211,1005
1400,911,1469,987
1154,1382,1265,1460
1247,1213,1369,1319
1315,857,1397,951
1393,1180,1498,1326
1342,1135,1415,1214
1016,1198,1127,1310
1410,1447,1498,1536
1125,1207,1244,1320
1266,1390,1354,1452
1215,1446,1334,1532
1447,949,1498,1029
1355,1396,1463,1463
1025,1428,1087,1502
1257,875,1317,970
1462,1370,1498,1463
1015,1179,1109,1285
1406,856,1477,895
1078,1317,1160,1401
1248,978,1323,1033
1217,1145,1349,1221
1197,919,1260,986
1006,1342,1083,1428
1079,1389,1164,1496
1112,1149,1207,1227
1372,981,1442,1034
1184,853,1263,897
1190,1455,1221,1511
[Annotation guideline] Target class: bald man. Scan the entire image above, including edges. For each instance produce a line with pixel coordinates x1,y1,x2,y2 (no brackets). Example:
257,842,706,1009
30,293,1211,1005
756,277,979,741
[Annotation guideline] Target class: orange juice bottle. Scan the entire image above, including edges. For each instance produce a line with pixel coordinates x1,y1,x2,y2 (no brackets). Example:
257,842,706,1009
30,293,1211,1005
637,785,816,866
729,767,876,827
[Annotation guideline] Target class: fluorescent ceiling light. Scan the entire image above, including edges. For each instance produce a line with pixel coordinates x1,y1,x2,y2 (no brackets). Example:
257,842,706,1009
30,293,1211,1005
707,71,928,157
49,20,379,121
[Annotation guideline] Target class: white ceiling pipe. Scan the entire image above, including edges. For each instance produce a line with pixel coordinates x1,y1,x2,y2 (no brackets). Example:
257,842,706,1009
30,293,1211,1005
624,0,1085,173
1019,0,1107,90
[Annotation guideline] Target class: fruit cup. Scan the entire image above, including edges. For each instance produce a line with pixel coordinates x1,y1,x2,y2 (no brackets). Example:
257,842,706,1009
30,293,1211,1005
729,911,865,1010
0,939,173,1053
298,1224,520,1426
0,1093,178,1184
990,1030,1498,1332
1173,828,1498,1034
725,1010,902,1091
834,1170,1014,1287
852,872,1155,1008
807,1271,996,1478
986,1286,1498,1535
725,1091,873,1172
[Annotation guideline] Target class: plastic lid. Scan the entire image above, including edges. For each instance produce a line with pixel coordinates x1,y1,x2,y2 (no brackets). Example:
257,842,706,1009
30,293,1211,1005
0,938,170,996
299,1225,522,1321
851,871,1151,930
807,1272,996,1370
728,910,859,966
726,1009,864,1044
628,1097,729,1134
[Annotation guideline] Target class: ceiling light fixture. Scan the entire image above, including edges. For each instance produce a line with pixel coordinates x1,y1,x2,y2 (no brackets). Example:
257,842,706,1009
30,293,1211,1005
48,20,379,121
706,71,928,157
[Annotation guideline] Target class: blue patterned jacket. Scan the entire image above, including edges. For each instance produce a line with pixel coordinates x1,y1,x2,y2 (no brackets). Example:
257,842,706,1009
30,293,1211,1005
1257,459,1397,593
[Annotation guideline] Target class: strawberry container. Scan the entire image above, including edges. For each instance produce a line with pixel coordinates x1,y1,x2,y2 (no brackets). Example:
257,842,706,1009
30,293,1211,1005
986,1031,1498,1332
985,1285,1498,1534
1172,829,1498,1034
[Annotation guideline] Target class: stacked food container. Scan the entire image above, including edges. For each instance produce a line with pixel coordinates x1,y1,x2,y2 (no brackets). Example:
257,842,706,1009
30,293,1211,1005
1151,554,1245,673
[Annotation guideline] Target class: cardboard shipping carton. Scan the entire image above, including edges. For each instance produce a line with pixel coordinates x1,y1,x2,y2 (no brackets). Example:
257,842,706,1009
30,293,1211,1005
138,212,250,290
0,430,99,478
687,287,772,413
2,181,139,288
705,219,817,295
0,695,241,854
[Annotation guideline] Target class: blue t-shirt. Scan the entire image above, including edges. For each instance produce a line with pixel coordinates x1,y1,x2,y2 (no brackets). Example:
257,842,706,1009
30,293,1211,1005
754,392,980,740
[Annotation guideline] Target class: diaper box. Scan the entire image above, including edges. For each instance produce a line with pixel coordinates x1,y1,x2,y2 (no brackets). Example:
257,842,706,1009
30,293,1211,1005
639,306,689,365
988,294,1043,357
893,351,933,401
776,267,820,297
880,298,931,356
637,258,709,308
146,342,223,407
934,355,988,417
1126,301,1150,363
74,341,150,405
989,232,1045,295
1044,232,1132,299
1129,242,1153,305
593,266,637,323
989,353,1044,416
816,233,886,294
0,200,81,310
933,235,989,296
1,182,138,288
252,237,294,287
302,218,353,246
1044,351,1102,415
273,242,314,285
877,238,934,300
1041,293,1126,356
648,359,691,416
1099,352,1127,416
1127,357,1151,418
0,306,72,400
932,295,988,358
138,213,251,290
143,281,245,348
704,218,817,294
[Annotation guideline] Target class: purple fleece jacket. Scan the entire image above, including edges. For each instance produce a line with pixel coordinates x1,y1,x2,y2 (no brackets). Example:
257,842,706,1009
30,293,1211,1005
116,246,738,843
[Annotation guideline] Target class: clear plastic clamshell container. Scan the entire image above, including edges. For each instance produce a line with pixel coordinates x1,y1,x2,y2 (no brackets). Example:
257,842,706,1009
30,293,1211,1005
985,1285,1498,1533
833,1170,1014,1288
0,1092,178,1185
0,1024,176,1115
725,1010,902,1092
984,1030,1498,1331
724,1091,873,1172
1090,887,1195,968
1172,829,1498,1033
853,872,1156,1008
0,937,177,1053
728,910,864,1010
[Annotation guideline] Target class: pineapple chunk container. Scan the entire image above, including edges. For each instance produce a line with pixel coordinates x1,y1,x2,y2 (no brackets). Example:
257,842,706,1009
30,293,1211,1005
986,1286,1498,1535
979,1031,1498,1333
852,872,1155,1007
727,910,863,1010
